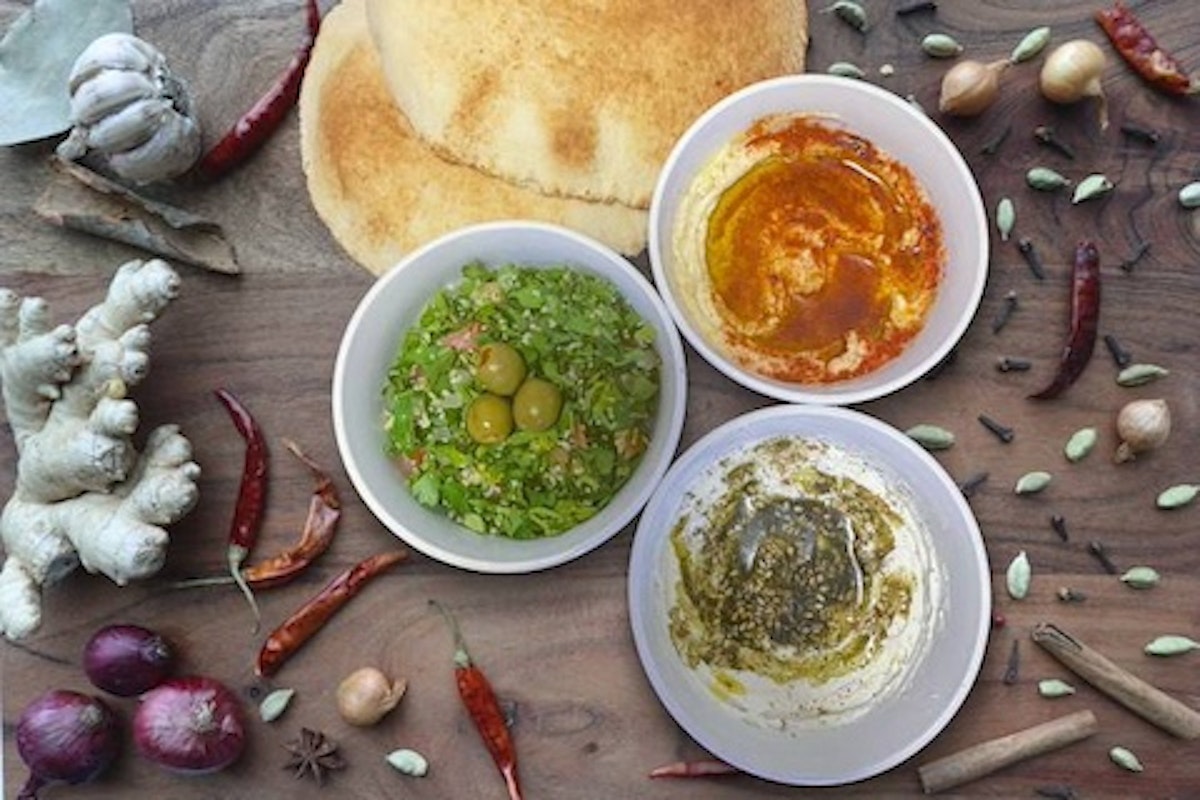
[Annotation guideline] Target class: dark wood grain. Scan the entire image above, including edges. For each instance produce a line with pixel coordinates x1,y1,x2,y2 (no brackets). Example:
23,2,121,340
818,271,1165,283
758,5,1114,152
4,1,1200,798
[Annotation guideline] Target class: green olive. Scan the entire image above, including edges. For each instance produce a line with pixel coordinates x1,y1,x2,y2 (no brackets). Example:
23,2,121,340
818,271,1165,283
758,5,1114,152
512,377,563,432
466,393,513,444
476,342,527,396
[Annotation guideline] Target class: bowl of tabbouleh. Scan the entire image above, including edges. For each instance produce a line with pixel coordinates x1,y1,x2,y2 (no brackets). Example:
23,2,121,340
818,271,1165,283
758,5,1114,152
628,404,990,785
333,221,688,572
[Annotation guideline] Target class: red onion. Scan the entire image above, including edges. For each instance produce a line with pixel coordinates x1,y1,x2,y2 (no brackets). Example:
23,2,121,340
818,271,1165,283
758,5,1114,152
83,623,176,696
133,676,246,774
16,690,121,799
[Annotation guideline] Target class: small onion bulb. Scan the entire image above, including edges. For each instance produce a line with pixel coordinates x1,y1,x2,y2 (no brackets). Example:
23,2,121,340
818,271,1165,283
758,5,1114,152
336,667,407,726
1115,398,1170,463
1040,40,1108,129
939,59,1009,116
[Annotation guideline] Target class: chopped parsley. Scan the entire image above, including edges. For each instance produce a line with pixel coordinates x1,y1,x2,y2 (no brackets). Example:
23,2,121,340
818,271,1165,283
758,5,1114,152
383,262,661,539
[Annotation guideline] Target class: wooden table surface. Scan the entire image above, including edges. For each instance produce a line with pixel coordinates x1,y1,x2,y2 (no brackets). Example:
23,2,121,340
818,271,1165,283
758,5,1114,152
3,1,1199,798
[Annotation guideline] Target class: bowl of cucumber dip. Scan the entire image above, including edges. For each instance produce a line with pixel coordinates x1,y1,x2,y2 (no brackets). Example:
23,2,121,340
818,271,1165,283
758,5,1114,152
333,221,688,572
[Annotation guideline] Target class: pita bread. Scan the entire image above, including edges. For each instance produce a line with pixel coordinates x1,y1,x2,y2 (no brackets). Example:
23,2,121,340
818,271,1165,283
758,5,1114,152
298,0,647,276
365,0,809,208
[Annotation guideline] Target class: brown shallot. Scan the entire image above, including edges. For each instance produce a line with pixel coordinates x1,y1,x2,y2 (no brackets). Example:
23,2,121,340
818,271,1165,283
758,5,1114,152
335,667,406,726
1115,398,1170,463
1040,40,1109,129
939,59,1008,116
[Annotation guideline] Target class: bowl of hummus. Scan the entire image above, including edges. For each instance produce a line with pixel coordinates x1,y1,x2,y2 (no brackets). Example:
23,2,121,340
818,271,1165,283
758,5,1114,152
648,75,988,404
628,404,990,785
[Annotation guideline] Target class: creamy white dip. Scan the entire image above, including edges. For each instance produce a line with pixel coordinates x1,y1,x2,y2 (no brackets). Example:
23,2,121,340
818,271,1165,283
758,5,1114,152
665,435,943,731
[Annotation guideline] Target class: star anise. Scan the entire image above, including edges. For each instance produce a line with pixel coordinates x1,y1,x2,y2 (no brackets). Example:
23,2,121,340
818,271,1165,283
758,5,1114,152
282,727,346,785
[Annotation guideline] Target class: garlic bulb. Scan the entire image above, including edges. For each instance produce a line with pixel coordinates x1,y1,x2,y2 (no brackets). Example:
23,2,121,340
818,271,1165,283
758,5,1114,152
56,33,201,184
1115,398,1170,463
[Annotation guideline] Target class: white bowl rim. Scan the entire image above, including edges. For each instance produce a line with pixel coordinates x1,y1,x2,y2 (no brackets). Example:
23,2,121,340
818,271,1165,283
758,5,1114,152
332,220,688,573
628,403,991,785
647,74,989,406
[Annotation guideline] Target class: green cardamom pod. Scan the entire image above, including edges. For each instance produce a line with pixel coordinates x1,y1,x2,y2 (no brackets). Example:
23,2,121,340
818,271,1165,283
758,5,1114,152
1144,634,1200,657
1156,483,1199,510
1037,678,1076,698
820,1,868,32
1071,173,1114,204
1063,427,1097,462
1109,746,1144,773
922,33,964,58
1117,363,1170,387
1011,26,1052,63
1006,550,1031,599
1179,181,1200,209
259,687,296,723
1014,470,1052,495
1026,167,1072,191
996,197,1015,242
1120,565,1160,589
386,748,430,777
905,423,955,451
827,61,866,79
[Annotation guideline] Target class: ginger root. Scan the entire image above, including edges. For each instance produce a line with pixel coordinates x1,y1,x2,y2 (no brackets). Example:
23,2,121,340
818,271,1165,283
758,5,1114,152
0,259,200,640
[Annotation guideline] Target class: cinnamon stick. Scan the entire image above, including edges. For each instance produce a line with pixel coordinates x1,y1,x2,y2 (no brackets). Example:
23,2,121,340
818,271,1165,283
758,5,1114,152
1031,622,1200,739
917,710,1097,794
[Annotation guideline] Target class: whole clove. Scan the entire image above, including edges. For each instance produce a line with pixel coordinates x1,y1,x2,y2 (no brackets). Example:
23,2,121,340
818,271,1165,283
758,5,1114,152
997,356,1032,372
1120,122,1161,145
895,0,937,16
1033,125,1077,159
991,291,1019,334
1119,240,1150,273
1050,514,1069,542
1017,237,1047,280
1087,540,1119,574
959,471,989,498
978,413,1015,443
1002,639,1021,685
1057,586,1087,603
980,123,1012,155
1103,334,1133,368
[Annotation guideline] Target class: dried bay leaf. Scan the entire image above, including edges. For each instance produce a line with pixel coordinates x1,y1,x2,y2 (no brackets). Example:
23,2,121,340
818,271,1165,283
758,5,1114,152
0,0,133,146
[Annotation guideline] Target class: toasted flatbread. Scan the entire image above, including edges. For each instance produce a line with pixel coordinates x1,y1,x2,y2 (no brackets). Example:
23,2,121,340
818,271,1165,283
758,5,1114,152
365,0,809,208
299,0,647,275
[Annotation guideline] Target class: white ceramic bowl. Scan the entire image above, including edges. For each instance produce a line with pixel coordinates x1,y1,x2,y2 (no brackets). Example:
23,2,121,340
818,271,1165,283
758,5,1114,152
648,75,988,405
333,221,688,572
629,404,990,786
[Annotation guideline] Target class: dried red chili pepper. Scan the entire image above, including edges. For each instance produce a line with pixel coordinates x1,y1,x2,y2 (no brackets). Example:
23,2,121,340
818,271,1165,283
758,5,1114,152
193,0,323,182
648,759,738,779
241,438,341,589
214,387,268,628
256,551,407,677
1029,241,1101,400
1095,2,1197,96
431,600,523,800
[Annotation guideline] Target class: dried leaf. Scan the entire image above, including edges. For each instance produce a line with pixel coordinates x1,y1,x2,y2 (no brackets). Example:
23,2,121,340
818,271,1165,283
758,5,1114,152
0,0,133,145
34,158,239,274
